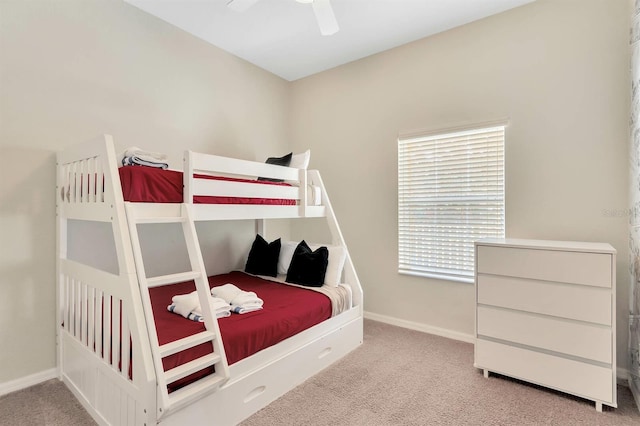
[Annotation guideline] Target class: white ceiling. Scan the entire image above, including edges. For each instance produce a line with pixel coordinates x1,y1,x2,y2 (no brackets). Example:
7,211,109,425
124,0,535,81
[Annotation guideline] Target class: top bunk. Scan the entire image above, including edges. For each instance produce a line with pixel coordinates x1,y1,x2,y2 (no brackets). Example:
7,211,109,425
57,134,329,223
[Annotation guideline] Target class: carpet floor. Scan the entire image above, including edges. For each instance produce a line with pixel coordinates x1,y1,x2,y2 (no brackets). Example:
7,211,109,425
1,319,639,425
243,320,640,425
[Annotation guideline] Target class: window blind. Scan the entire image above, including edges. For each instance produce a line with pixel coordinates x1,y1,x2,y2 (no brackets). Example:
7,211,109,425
398,125,505,283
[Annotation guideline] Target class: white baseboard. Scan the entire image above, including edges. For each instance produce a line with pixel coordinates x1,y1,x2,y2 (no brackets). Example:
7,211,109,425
618,367,630,382
0,368,58,397
364,311,476,344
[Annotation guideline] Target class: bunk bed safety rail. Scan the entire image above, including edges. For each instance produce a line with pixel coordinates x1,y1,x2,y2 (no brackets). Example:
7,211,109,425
186,150,300,182
183,150,310,210
59,155,105,203
58,264,155,425
60,268,132,380
57,135,121,223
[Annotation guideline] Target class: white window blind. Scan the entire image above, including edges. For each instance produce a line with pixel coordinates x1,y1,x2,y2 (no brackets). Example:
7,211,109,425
398,124,505,283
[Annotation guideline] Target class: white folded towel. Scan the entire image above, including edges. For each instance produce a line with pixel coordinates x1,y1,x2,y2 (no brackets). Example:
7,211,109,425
120,147,169,169
170,291,200,318
168,291,232,320
167,304,204,322
122,156,169,169
211,283,263,314
121,146,167,163
230,304,262,314
198,297,232,319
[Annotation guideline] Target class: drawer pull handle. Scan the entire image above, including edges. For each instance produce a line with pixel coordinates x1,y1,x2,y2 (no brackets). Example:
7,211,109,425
318,347,332,359
244,385,266,403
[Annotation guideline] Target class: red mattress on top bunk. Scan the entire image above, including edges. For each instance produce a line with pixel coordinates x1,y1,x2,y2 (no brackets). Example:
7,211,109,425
118,165,296,205
149,271,332,390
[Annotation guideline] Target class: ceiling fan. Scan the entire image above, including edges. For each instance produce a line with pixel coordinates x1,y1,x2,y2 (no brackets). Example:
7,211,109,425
226,0,339,36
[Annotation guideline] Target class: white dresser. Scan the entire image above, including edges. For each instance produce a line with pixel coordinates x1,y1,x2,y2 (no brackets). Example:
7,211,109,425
474,238,617,411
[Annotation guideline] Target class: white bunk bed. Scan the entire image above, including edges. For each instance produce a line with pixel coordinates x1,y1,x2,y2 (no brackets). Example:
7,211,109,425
56,134,364,426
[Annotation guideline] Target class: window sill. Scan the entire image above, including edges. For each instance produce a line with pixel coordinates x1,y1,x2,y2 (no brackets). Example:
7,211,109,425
398,270,474,284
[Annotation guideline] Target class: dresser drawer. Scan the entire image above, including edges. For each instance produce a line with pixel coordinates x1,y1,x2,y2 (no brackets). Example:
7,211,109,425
475,339,614,404
477,245,612,288
477,274,612,325
477,306,612,363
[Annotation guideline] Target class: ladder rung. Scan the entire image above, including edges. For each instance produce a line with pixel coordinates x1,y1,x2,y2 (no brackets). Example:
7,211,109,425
147,271,201,288
134,216,187,224
165,353,222,384
167,372,226,408
160,331,217,358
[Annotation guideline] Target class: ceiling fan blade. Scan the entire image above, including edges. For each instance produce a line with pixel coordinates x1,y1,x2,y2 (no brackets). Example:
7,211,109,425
227,0,261,12
312,0,339,36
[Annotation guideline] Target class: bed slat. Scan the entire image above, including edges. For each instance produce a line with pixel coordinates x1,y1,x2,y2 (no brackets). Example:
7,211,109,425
96,290,103,358
112,298,121,371
103,296,111,365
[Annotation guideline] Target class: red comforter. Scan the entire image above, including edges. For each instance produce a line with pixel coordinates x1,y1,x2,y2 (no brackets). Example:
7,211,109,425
148,271,332,390
119,166,296,205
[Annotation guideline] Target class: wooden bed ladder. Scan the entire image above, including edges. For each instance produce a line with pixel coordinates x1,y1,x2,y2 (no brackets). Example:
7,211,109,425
124,203,230,418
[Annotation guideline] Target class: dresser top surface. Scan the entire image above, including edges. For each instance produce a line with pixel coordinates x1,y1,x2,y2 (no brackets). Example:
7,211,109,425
475,238,616,254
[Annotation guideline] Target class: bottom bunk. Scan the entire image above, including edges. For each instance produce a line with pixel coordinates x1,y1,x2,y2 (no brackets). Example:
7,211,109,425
152,271,351,392
59,268,362,425
163,307,362,426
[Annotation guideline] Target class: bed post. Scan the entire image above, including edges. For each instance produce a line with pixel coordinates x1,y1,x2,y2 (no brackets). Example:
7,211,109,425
298,168,307,217
256,219,266,236
56,158,66,379
57,135,158,425
184,150,194,204
307,170,363,309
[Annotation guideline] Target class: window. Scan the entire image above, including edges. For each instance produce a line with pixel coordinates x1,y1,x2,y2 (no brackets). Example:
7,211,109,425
398,123,505,283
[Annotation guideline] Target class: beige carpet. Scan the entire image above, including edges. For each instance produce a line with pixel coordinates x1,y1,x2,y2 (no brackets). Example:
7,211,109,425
1,320,639,425
242,320,640,426
0,378,94,426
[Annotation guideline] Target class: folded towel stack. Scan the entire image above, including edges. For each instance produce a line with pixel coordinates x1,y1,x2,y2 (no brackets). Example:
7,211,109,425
211,283,264,314
167,291,231,322
121,146,169,169
209,297,233,318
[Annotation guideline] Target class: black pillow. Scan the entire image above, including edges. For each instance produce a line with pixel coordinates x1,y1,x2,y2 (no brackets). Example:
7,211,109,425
258,152,292,182
245,234,281,277
285,240,329,287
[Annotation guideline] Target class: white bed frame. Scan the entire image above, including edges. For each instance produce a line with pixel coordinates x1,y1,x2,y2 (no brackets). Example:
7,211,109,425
56,134,364,426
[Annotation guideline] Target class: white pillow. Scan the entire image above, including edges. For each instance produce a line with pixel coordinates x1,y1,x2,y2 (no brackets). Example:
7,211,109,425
290,150,310,169
278,240,347,287
313,244,346,287
278,240,299,275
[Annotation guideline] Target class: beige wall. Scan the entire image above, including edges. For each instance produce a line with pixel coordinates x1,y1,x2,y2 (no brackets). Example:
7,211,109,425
0,0,290,383
290,0,632,368
0,0,633,385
